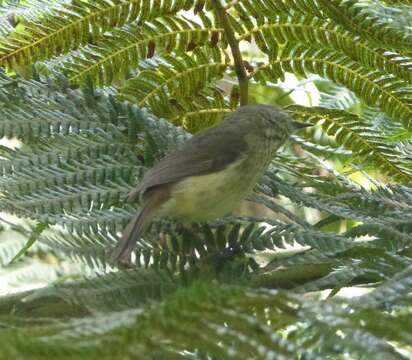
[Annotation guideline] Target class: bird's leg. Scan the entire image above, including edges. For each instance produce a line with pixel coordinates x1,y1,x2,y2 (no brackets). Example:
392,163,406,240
107,247,134,269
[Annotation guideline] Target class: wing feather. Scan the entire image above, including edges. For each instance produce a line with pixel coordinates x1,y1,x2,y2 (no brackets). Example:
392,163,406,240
128,123,246,200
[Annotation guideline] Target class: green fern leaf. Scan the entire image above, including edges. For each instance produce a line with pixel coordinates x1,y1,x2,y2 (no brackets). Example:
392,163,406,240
288,105,412,183
0,0,196,69
228,0,325,18
44,16,222,86
237,14,412,84
251,44,412,129
317,0,412,51
120,48,229,116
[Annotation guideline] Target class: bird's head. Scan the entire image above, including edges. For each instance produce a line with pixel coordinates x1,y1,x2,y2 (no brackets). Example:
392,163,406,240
230,104,310,144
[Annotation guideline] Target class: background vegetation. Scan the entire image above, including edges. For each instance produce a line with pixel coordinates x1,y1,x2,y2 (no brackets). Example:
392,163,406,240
0,0,411,358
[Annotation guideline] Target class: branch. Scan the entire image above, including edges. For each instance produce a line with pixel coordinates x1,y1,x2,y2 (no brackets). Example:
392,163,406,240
212,0,249,106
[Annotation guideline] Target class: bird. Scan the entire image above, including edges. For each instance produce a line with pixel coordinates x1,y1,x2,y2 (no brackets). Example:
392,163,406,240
110,104,309,266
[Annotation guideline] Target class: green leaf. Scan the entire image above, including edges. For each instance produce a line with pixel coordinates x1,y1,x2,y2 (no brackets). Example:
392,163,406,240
8,222,49,265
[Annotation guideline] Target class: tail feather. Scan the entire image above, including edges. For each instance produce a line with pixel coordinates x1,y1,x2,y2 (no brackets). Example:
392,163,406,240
110,203,154,266
110,187,170,267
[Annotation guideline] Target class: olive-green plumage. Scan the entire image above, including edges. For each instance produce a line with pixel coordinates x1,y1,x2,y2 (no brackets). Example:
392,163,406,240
111,104,308,265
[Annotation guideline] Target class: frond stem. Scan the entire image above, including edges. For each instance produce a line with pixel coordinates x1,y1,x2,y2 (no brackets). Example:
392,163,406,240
212,0,248,106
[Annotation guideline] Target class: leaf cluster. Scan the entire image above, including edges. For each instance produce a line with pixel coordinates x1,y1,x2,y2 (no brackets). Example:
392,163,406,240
0,0,412,358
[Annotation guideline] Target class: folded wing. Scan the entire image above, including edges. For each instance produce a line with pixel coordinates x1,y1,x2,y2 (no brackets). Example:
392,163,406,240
128,124,247,201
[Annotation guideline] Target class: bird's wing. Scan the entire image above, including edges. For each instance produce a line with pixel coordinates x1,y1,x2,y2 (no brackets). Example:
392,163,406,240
128,125,247,200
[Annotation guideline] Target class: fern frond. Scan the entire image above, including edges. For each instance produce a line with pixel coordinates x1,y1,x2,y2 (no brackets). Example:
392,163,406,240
21,285,314,359
0,12,13,37
293,250,412,293
144,84,232,132
0,259,62,294
25,268,177,312
381,0,412,4
292,135,352,159
0,135,137,174
0,134,138,221
261,174,384,226
0,77,129,141
3,283,410,359
257,225,412,292
267,222,358,255
174,106,232,130
237,14,412,84
120,47,229,114
41,228,111,270
0,78,146,220
1,180,131,219
1,268,177,321
317,0,412,51
0,3,412,356
0,0,196,69
0,230,27,266
317,82,358,109
45,16,222,86
358,263,412,308
176,87,233,131
39,216,199,272
0,155,135,198
263,163,412,240
228,0,325,18
293,263,368,293
288,105,412,183
251,44,412,129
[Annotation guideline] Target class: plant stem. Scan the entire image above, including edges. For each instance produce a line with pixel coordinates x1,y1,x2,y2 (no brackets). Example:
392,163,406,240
212,0,249,106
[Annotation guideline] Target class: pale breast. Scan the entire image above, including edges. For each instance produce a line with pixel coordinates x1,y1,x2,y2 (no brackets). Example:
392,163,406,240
159,157,260,222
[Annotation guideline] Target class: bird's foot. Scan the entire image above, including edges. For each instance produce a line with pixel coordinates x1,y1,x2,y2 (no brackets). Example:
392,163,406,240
108,249,135,269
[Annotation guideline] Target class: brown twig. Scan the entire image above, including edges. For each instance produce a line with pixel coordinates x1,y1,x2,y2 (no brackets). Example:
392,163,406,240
212,0,249,106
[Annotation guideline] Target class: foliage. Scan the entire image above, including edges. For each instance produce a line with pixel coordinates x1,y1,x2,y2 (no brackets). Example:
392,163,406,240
0,0,411,358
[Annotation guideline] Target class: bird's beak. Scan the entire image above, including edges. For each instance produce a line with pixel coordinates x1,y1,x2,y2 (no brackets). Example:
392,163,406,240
292,121,312,129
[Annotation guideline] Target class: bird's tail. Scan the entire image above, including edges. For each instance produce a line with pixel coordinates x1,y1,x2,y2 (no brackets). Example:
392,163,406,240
110,200,156,266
